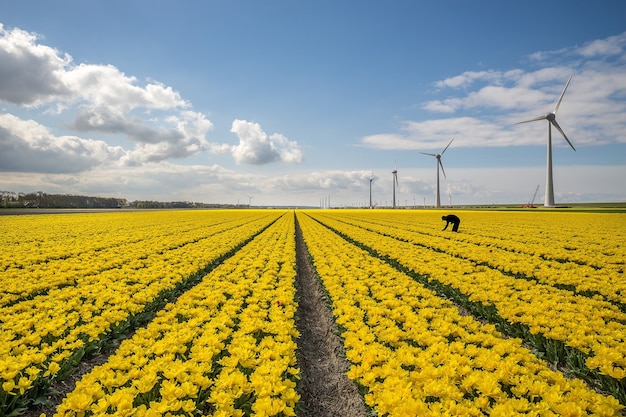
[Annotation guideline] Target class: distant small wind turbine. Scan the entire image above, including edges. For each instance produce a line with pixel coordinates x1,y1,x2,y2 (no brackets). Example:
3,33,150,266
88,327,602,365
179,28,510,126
516,75,576,208
420,138,454,208
368,177,376,209
392,161,398,209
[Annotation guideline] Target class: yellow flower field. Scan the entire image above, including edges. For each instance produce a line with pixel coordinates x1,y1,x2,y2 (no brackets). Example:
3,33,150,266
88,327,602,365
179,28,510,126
297,211,624,416
0,210,285,415
1,208,624,416
304,210,626,378
55,212,299,417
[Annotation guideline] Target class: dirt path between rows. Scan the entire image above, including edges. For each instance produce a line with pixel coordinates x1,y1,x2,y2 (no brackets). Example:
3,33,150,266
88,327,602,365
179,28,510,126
293,215,369,417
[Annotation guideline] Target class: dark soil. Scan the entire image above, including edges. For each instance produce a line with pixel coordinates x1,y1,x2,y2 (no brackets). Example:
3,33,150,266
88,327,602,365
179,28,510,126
294,216,369,417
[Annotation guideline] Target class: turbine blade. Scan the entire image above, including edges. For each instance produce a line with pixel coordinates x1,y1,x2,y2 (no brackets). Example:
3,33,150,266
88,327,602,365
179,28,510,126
550,119,576,151
420,152,437,157
554,75,572,114
516,115,547,124
439,159,447,179
441,137,454,155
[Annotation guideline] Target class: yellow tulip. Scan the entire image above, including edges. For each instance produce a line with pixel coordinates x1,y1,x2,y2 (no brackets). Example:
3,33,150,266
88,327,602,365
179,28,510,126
64,392,92,414
2,379,16,394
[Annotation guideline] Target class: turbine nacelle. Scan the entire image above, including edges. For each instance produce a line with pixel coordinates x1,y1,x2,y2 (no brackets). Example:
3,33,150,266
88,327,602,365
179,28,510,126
516,75,576,151
419,137,453,179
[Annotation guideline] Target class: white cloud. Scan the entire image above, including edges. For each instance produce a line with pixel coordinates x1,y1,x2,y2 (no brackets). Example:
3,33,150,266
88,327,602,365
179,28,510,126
433,69,523,90
575,32,626,58
65,64,188,111
361,117,521,150
211,119,304,165
434,70,499,89
0,24,213,165
271,170,374,191
0,24,72,106
0,113,125,173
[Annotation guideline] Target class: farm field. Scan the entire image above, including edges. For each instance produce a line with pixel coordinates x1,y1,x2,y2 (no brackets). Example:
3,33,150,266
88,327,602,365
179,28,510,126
1,209,625,416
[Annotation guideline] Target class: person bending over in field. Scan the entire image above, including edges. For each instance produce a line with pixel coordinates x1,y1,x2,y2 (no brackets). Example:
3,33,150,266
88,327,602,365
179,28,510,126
442,214,460,232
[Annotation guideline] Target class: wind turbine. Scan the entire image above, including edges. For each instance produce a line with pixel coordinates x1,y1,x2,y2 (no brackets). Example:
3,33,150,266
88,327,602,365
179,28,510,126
368,177,376,209
420,138,454,208
516,76,576,207
392,161,399,209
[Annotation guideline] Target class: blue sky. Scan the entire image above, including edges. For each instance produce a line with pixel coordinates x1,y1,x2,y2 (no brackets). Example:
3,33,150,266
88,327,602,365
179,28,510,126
1,1,625,207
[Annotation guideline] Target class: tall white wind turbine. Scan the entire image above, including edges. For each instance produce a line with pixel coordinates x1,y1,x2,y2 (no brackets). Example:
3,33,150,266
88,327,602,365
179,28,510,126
392,161,398,208
420,138,454,208
516,76,576,207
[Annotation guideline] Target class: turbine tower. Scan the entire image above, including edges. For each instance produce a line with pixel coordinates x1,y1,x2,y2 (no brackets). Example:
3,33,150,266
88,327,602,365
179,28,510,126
368,177,376,209
392,161,398,209
516,76,576,208
420,138,454,208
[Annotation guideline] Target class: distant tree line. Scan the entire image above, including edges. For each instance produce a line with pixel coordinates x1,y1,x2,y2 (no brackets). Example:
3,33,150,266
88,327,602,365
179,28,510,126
128,201,241,209
1,191,246,210
1,191,127,209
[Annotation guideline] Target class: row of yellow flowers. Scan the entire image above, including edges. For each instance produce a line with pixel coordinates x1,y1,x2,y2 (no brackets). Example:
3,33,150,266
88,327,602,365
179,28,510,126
378,210,623,271
306,210,626,381
330,210,625,305
0,210,283,415
55,212,299,417
296,211,623,416
1,211,275,306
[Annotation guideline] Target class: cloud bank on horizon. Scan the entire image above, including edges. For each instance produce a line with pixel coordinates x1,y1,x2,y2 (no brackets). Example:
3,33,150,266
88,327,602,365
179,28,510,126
0,19,625,206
